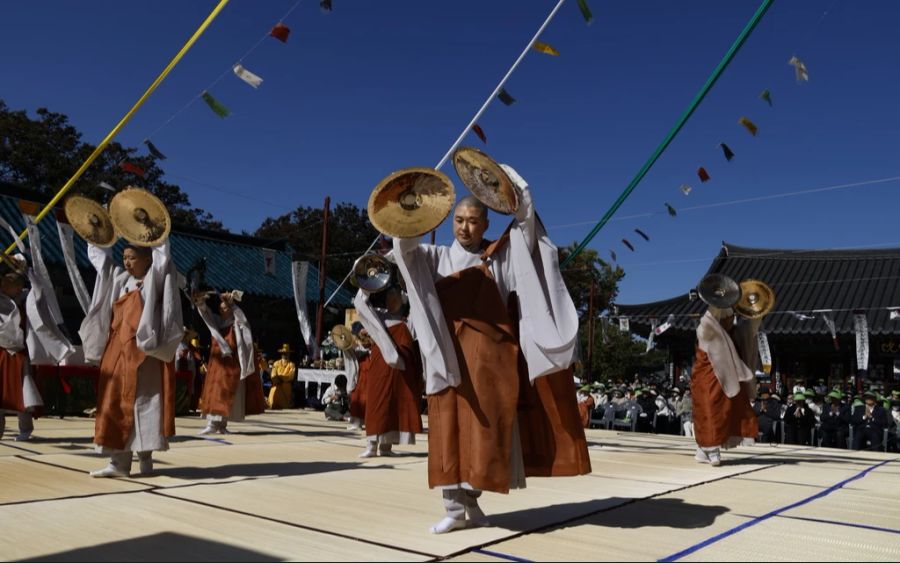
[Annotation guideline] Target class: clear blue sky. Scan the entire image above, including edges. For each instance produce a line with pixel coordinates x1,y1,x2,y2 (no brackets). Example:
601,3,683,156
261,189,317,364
2,0,899,305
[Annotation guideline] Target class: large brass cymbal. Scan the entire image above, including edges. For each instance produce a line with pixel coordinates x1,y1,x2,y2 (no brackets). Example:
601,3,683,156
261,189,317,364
368,167,455,238
331,324,356,351
109,187,171,247
452,146,518,215
351,253,393,294
64,195,116,248
735,279,775,319
697,273,741,309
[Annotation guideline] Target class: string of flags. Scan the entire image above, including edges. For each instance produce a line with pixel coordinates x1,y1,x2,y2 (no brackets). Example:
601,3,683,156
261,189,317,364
606,54,810,265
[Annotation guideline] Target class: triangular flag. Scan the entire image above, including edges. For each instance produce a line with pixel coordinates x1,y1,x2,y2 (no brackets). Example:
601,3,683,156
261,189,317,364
119,161,145,177
98,181,116,192
320,0,332,11
532,41,560,56
665,203,677,217
497,88,516,106
472,124,487,144
760,89,773,107
697,167,710,182
270,23,291,43
233,64,264,89
788,56,809,82
577,0,593,24
610,250,617,263
634,229,650,242
680,184,692,196
144,140,167,160
202,91,230,118
720,143,735,161
622,239,635,252
739,117,758,136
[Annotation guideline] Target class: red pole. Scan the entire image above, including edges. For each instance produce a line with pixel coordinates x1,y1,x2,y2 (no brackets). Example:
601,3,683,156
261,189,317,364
315,197,330,360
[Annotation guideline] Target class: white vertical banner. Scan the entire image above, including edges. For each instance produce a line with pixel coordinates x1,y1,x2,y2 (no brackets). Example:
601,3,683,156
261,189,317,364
619,316,630,333
291,261,317,359
757,332,772,375
821,313,839,350
263,248,277,276
57,222,92,315
854,313,869,371
646,318,659,353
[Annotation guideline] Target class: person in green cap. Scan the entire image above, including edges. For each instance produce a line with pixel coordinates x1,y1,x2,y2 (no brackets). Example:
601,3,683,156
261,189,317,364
851,390,887,451
784,391,816,445
820,390,850,449
577,385,595,428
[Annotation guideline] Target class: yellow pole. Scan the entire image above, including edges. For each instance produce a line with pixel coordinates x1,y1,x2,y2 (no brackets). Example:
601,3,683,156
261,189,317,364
4,0,231,255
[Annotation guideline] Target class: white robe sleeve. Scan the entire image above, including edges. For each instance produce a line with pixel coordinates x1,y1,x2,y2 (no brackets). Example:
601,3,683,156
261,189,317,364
502,165,580,381
353,290,405,370
697,311,755,399
135,241,185,362
78,244,121,364
0,296,25,353
232,305,255,379
197,301,233,357
393,238,461,394
24,221,75,364
343,349,360,392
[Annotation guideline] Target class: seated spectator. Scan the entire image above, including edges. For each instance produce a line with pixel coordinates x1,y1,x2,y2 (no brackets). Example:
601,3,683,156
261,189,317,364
754,387,781,444
635,389,656,433
654,392,677,435
577,385,594,429
323,375,349,421
819,390,850,449
851,390,887,451
784,392,816,445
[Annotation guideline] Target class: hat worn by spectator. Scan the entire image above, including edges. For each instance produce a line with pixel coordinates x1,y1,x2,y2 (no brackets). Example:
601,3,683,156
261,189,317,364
863,390,877,399
827,390,843,401
793,392,806,402
278,343,292,354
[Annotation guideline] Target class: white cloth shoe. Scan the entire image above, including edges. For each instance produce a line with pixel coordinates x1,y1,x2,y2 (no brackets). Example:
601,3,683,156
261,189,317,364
358,448,377,459
198,425,216,436
708,450,722,467
429,516,467,534
89,464,130,478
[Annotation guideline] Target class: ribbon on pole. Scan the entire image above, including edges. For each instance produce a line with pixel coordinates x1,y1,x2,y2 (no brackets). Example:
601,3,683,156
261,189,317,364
3,0,231,256
757,331,772,374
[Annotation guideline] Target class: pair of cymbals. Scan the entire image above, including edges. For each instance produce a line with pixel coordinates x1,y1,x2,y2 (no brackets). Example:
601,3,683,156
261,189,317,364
331,324,356,351
350,253,394,294
367,147,519,238
697,274,775,319
64,187,171,248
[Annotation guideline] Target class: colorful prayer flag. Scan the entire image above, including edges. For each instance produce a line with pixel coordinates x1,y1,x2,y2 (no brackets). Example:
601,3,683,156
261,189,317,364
119,161,145,177
144,140,167,160
788,56,809,82
680,184,692,196
610,250,617,263
760,89,773,107
233,64,264,89
622,239,635,252
634,229,650,242
697,167,710,183
320,0,332,11
532,41,560,56
472,124,487,144
739,117,758,136
202,91,230,118
497,88,516,106
577,0,593,24
720,143,735,161
665,203,677,217
270,23,291,43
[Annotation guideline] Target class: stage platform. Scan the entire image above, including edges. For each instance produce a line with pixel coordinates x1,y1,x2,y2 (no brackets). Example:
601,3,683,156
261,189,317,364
1,411,897,562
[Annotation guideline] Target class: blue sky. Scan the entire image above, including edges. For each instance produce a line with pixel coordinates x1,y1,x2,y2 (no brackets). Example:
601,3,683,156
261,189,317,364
2,0,899,305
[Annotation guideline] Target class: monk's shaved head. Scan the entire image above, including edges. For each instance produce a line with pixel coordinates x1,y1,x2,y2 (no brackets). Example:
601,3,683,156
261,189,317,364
453,196,489,251
455,196,488,220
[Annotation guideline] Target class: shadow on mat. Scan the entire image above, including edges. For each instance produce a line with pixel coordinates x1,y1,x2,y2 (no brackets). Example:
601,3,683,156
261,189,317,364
152,460,369,480
19,532,281,562
490,497,729,532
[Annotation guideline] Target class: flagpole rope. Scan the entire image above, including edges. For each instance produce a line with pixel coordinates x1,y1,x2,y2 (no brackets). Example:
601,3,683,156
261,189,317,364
560,0,774,268
143,0,305,142
3,0,232,255
611,305,897,321
322,0,569,308
548,175,900,231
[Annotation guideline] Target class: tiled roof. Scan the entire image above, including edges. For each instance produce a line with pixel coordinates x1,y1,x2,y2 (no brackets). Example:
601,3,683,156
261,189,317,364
614,242,900,336
0,192,352,305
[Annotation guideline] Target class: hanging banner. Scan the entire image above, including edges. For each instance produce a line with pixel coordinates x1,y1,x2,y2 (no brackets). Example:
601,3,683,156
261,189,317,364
57,222,92,314
263,248,277,275
654,314,675,336
233,64,264,89
757,332,772,375
618,316,629,333
854,313,869,370
646,318,659,353
821,313,839,350
291,261,317,359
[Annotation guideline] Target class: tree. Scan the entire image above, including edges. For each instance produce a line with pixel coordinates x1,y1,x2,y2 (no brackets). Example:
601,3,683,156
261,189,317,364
559,244,624,320
582,320,669,384
0,100,224,231
255,202,380,286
